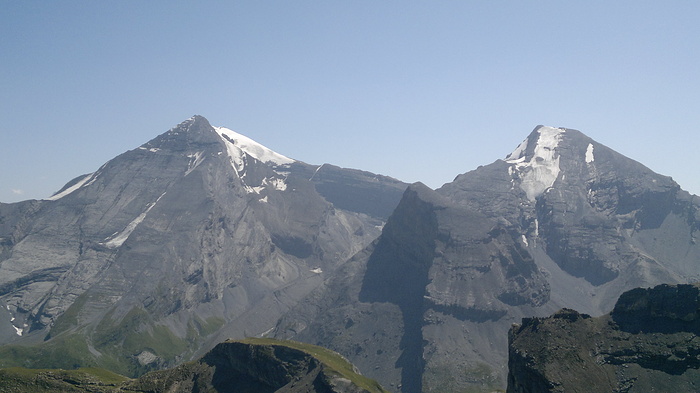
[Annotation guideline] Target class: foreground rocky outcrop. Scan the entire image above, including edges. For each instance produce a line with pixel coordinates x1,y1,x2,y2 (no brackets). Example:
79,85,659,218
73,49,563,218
0,339,389,393
507,283,700,393
125,339,389,393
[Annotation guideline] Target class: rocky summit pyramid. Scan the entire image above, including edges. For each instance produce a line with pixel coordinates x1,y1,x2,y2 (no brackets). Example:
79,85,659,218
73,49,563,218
0,116,407,376
273,126,700,393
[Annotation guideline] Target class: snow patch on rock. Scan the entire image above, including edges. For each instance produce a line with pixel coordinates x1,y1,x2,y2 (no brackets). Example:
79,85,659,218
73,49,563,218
214,127,294,166
103,192,167,249
214,127,295,195
6,306,23,336
185,151,205,176
508,126,565,201
309,164,324,181
506,138,529,162
137,146,161,153
46,173,93,201
585,143,595,164
268,178,287,191
244,177,288,195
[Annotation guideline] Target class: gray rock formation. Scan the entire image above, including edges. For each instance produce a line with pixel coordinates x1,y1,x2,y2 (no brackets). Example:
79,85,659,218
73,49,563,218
274,126,700,392
507,283,700,393
3,121,699,392
0,116,406,376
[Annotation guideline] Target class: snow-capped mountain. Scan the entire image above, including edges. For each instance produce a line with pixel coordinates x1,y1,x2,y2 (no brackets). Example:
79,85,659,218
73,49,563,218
2,121,698,392
0,116,407,375
273,125,700,393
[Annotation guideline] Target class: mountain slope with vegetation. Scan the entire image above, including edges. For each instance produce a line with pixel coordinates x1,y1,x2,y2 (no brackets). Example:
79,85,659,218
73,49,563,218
0,338,389,393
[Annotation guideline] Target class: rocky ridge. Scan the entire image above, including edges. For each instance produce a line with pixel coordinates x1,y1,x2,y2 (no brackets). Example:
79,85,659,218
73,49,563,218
507,283,700,393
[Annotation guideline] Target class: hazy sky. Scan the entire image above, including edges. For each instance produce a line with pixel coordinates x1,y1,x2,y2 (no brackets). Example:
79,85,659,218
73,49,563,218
2,1,700,203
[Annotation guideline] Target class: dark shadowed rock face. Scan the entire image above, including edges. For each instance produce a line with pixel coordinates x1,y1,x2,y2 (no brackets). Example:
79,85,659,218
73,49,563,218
125,339,389,393
612,283,700,335
507,283,700,393
278,183,553,393
276,126,700,393
0,116,406,376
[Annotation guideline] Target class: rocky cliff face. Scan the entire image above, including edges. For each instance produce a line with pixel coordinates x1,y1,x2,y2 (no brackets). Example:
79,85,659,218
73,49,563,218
275,183,557,393
0,116,406,376
508,283,700,393
275,126,700,392
439,126,700,294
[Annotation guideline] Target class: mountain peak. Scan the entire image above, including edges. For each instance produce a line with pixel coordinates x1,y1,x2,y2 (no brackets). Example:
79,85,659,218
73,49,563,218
504,125,567,201
168,115,213,135
504,125,566,163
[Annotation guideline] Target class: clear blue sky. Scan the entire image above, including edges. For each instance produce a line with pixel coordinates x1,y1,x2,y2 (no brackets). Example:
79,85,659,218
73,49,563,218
2,1,700,203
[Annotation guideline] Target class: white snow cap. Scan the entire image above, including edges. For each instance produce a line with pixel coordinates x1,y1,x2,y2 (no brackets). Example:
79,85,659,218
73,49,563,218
214,127,294,166
507,126,565,201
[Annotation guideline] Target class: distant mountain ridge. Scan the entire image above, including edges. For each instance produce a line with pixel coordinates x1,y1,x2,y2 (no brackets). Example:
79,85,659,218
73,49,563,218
273,125,700,392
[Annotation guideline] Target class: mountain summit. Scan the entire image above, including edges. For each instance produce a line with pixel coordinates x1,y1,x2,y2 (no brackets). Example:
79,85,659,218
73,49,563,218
0,116,407,375
273,125,700,392
505,125,568,201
